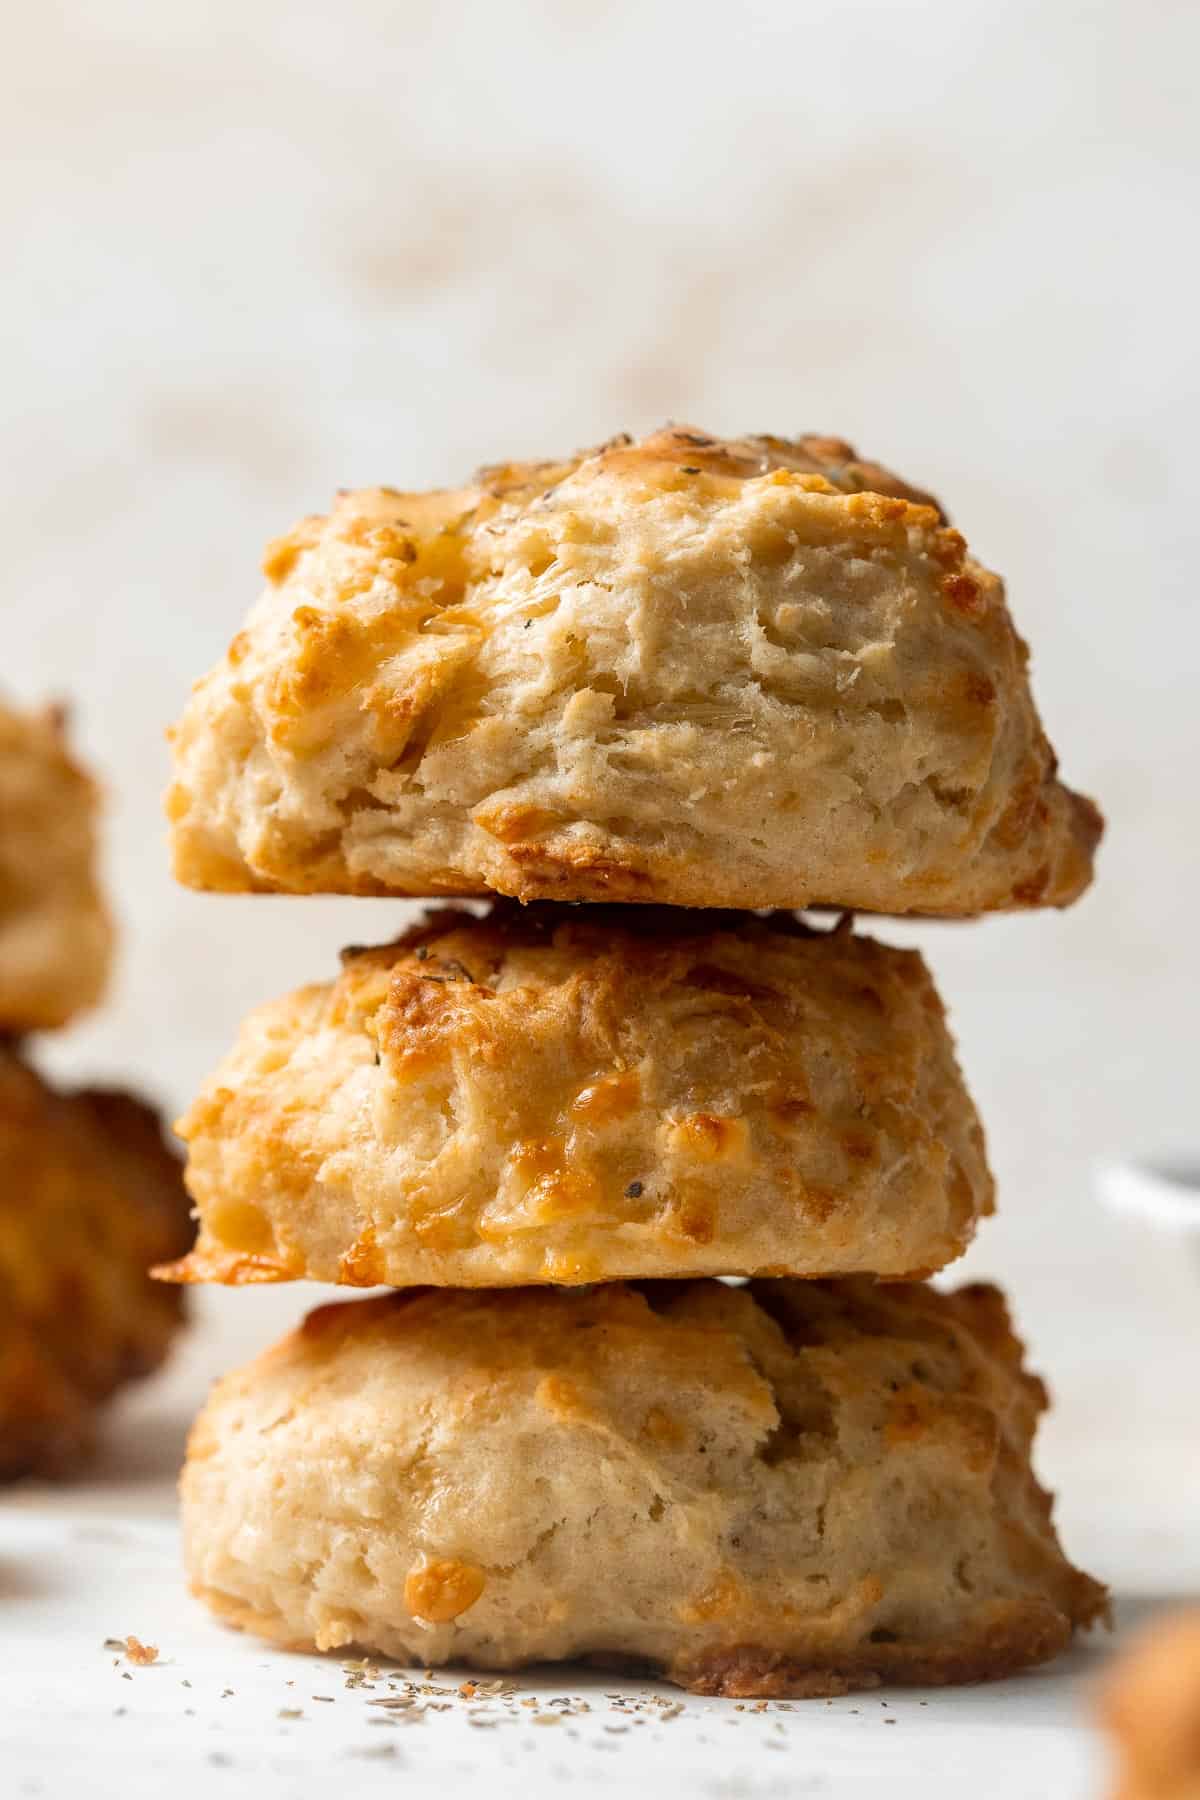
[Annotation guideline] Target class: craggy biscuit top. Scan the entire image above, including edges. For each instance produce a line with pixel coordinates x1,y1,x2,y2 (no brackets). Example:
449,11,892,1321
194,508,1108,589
465,425,948,517
167,425,1100,913
183,1277,1105,1694
0,699,113,1031
161,904,993,1288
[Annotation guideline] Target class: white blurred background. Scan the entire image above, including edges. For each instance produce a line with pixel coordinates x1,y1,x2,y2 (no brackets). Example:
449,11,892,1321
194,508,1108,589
4,2,1197,1555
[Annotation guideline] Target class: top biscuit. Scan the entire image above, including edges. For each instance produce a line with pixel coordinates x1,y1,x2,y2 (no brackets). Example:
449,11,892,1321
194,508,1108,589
167,426,1101,914
0,700,114,1031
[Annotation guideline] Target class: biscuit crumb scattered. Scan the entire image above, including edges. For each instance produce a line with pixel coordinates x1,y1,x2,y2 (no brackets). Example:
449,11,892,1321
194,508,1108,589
124,1635,159,1665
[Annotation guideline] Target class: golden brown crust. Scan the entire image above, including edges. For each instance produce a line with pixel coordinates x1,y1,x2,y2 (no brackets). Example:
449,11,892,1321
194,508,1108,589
469,426,949,517
0,700,114,1030
159,905,993,1289
678,1604,1079,1697
1101,1611,1200,1800
182,1278,1106,1694
167,424,1100,915
0,1047,192,1480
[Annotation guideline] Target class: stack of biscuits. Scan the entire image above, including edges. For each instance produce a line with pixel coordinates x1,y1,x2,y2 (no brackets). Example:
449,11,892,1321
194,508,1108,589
0,700,190,1479
161,426,1107,1697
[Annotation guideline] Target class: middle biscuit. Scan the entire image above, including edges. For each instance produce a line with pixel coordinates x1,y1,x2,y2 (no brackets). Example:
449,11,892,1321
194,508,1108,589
160,905,992,1288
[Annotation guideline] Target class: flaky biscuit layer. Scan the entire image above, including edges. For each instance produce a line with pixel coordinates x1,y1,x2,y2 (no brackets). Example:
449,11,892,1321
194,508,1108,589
161,905,993,1288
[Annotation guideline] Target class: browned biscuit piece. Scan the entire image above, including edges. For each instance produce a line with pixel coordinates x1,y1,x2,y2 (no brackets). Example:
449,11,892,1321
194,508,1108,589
166,425,1100,915
1101,1611,1200,1800
182,1278,1106,1694
0,1048,192,1480
158,905,993,1289
0,699,114,1030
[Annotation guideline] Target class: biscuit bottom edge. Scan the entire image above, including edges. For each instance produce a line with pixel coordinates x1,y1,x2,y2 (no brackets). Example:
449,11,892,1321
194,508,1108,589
191,1578,1106,1699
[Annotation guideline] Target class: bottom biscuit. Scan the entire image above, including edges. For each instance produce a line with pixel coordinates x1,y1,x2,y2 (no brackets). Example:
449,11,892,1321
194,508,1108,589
182,1279,1106,1696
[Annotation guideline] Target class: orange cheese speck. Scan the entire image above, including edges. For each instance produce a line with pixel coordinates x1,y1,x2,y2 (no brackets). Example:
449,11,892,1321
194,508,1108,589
404,1560,486,1623
570,1072,640,1125
667,1113,749,1163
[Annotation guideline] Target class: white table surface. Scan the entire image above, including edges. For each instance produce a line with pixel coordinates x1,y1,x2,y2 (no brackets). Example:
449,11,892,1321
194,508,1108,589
4,1297,1197,1800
